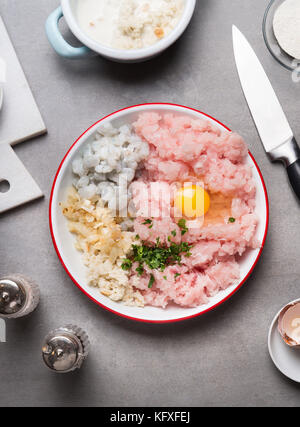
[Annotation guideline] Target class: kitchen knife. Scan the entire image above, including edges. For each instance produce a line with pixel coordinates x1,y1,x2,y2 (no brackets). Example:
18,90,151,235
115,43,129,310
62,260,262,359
232,25,300,201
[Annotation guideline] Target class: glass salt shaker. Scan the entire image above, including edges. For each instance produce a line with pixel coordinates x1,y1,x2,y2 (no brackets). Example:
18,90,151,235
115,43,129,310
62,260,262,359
42,325,90,373
0,274,40,319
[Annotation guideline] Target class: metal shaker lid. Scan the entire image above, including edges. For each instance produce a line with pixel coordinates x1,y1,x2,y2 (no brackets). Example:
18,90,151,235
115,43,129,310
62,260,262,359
42,331,83,373
0,278,26,316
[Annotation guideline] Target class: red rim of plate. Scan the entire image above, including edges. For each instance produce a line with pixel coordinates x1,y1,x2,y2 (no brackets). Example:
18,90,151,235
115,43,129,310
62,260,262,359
49,103,269,324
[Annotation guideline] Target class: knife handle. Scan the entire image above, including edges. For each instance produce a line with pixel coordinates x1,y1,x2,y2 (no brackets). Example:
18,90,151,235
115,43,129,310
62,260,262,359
269,137,300,202
287,159,300,201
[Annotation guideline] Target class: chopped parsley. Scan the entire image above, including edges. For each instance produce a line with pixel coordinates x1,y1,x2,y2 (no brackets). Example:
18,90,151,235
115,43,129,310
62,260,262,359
228,217,236,223
148,274,155,288
178,218,186,228
135,235,140,240
136,265,144,276
123,220,192,283
178,218,188,235
124,240,192,277
142,219,153,228
121,259,132,271
174,273,181,280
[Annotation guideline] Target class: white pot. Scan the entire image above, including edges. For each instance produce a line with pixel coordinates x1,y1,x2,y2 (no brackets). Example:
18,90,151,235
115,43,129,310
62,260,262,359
46,0,197,63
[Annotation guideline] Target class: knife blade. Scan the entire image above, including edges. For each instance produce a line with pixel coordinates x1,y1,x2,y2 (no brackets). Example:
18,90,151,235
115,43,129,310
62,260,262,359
232,25,300,201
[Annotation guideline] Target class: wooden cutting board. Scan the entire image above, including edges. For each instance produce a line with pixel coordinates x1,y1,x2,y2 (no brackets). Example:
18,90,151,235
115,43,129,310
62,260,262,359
0,16,46,213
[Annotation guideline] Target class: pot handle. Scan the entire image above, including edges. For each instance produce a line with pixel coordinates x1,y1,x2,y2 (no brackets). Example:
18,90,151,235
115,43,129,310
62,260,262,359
45,6,92,59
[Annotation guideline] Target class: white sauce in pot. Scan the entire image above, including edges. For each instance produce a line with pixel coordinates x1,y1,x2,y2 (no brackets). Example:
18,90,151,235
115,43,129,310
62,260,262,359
76,0,185,50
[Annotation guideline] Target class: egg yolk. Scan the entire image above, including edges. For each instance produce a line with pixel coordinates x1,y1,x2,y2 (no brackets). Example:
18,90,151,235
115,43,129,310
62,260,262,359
175,185,210,219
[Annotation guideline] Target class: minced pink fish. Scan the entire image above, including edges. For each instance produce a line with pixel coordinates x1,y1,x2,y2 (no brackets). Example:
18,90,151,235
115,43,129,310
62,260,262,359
129,113,260,308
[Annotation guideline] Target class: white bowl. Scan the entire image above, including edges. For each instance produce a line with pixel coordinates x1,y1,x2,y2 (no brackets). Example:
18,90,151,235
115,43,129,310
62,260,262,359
46,0,197,62
49,103,269,323
268,298,300,382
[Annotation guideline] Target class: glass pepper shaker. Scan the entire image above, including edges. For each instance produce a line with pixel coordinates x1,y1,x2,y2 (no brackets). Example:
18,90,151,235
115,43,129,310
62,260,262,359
0,274,40,319
42,325,90,373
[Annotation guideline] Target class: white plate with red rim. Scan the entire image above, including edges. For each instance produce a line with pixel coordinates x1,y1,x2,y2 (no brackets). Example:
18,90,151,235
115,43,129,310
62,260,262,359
49,103,269,323
268,298,300,382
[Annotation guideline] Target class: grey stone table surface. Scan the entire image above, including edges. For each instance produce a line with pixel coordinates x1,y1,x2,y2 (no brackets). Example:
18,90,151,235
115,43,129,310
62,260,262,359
0,0,300,408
